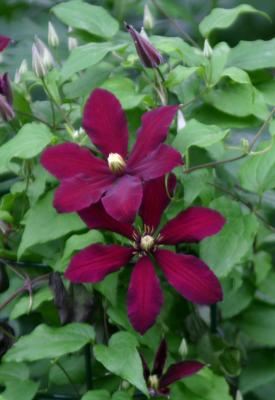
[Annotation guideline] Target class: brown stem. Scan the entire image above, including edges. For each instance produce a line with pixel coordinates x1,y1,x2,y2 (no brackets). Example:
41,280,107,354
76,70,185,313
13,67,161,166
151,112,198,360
0,287,25,311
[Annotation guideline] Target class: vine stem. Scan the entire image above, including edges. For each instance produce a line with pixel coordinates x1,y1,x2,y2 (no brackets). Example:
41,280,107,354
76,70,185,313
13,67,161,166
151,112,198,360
84,344,93,390
55,360,80,397
150,0,199,48
210,304,218,333
184,107,275,174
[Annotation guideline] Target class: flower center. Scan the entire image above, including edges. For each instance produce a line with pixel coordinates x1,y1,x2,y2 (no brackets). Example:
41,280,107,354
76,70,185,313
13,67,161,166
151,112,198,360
148,374,159,390
107,153,126,174
140,235,155,252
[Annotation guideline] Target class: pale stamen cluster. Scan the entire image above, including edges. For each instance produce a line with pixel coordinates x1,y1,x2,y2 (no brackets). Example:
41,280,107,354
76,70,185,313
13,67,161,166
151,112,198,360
132,224,162,256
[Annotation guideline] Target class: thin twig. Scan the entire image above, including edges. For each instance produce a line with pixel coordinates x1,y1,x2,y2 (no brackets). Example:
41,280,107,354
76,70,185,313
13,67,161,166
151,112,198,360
55,360,80,397
0,287,25,311
184,107,275,174
150,0,199,48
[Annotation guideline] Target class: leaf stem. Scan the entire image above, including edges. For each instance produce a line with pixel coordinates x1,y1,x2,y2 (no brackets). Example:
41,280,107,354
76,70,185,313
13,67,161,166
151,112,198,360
55,360,80,397
84,344,93,390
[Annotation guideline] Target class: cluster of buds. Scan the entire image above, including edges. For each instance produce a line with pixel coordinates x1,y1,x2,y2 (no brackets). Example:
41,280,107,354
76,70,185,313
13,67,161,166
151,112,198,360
32,36,54,78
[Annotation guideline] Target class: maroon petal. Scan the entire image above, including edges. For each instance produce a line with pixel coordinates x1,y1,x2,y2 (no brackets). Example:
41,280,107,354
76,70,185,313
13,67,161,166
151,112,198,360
127,256,163,335
140,353,150,381
140,175,176,231
1,73,12,104
41,142,110,180
160,361,204,388
127,144,182,181
54,174,115,213
160,207,226,245
152,339,167,377
126,24,164,69
102,174,142,223
79,201,135,239
0,35,11,52
127,105,178,167
155,249,223,305
83,88,128,158
65,244,133,283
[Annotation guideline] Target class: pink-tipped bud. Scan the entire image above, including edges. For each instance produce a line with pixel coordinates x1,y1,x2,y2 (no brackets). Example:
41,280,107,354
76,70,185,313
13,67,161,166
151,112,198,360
125,23,164,69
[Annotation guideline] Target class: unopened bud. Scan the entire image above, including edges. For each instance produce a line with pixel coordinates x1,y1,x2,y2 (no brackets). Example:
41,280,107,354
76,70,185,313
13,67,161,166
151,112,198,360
35,36,54,69
125,23,164,69
178,337,188,357
235,390,243,400
177,110,186,131
0,95,14,121
241,138,250,154
68,27,78,51
143,4,154,30
48,22,59,48
0,35,11,52
121,380,130,390
203,39,213,59
32,43,47,78
72,127,85,139
14,59,28,83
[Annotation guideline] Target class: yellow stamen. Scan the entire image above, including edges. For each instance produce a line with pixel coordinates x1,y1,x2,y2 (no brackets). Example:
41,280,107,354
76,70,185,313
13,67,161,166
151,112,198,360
107,153,126,173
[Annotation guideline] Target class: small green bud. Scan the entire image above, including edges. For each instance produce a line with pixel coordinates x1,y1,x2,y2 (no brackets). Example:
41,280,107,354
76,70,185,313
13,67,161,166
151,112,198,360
68,27,78,51
143,4,154,30
178,337,188,357
203,39,213,59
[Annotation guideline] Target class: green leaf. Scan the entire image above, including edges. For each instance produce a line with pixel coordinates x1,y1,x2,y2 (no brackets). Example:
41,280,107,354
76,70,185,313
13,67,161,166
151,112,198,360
173,119,228,155
101,77,145,109
220,281,253,319
165,66,198,89
1,380,39,400
61,42,125,80
0,123,53,174
18,190,85,258
52,0,119,39
240,350,275,393
257,80,275,106
254,252,272,285
239,139,275,194
199,5,269,37
4,323,95,362
112,393,132,400
200,197,259,277
10,286,53,320
55,230,104,272
0,362,29,384
227,38,275,70
221,66,251,84
81,390,111,400
239,302,275,346
94,332,148,396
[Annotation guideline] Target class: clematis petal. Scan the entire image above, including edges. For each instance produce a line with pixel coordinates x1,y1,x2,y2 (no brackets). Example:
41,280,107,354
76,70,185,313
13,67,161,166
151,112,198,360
152,339,167,377
127,105,178,167
140,354,150,381
0,35,11,52
127,256,163,335
127,144,182,181
79,201,135,239
65,244,133,283
155,249,223,305
41,142,110,180
160,207,226,245
102,174,143,223
54,174,115,213
83,88,129,158
140,175,176,231
159,361,204,388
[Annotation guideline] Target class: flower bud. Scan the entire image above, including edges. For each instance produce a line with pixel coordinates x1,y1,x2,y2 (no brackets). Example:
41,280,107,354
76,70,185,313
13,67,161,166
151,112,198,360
177,110,186,131
125,23,164,69
35,36,54,69
143,4,154,30
72,127,85,139
32,43,47,78
68,27,78,51
203,39,213,59
178,337,188,357
0,94,14,121
0,73,12,105
14,59,28,83
235,390,243,400
48,22,59,48
0,35,11,52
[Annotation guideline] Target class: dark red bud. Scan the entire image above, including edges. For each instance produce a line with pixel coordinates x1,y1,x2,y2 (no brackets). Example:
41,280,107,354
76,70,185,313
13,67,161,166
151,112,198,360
0,35,11,52
125,23,164,69
0,94,15,121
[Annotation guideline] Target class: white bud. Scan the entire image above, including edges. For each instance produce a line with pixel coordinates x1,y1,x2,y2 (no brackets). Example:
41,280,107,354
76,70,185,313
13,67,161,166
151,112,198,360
177,110,186,131
178,337,188,357
143,4,154,30
35,36,54,69
140,27,149,40
235,390,243,400
48,22,59,48
68,27,78,51
14,59,28,83
32,43,47,78
72,127,85,139
203,39,213,59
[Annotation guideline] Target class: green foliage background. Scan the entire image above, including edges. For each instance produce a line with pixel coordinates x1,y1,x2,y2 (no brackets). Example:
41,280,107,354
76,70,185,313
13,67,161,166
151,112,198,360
1,1,275,400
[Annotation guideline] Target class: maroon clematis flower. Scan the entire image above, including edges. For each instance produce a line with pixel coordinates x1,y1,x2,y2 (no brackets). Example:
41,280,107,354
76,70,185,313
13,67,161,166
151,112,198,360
41,88,182,223
0,35,11,52
65,175,225,334
141,339,204,397
125,23,164,69
0,73,14,121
